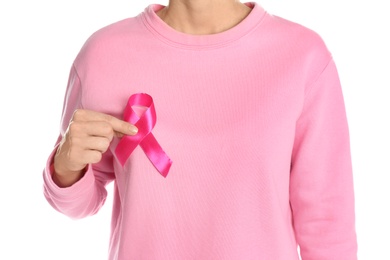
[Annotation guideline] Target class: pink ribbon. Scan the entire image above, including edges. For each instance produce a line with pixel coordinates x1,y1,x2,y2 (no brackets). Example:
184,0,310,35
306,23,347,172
115,93,172,177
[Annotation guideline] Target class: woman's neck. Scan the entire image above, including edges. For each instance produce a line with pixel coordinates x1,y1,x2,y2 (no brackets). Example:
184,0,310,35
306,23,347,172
156,0,252,35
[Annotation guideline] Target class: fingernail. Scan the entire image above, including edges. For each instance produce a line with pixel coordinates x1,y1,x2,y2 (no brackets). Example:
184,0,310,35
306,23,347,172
130,126,138,134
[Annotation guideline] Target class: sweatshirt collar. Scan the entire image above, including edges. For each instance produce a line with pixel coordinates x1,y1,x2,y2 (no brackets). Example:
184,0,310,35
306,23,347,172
140,2,266,50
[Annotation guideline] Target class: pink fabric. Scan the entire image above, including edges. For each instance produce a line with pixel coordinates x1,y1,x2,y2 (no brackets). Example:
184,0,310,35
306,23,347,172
43,2,358,259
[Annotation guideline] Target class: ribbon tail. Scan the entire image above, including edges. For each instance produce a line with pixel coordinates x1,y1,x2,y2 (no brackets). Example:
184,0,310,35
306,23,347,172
115,136,139,166
140,134,172,177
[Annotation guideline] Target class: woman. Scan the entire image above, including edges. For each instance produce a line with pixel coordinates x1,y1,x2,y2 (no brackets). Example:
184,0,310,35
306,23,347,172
43,0,358,259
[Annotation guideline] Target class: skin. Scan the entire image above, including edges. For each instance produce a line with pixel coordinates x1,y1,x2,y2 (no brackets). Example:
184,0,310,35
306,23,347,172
53,0,251,187
156,0,252,35
53,110,138,187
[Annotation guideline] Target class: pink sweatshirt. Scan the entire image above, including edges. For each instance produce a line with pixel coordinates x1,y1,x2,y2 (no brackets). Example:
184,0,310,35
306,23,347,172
43,2,358,259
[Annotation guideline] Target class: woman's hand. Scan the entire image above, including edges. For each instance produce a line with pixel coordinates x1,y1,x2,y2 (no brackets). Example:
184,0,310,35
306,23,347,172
52,109,138,187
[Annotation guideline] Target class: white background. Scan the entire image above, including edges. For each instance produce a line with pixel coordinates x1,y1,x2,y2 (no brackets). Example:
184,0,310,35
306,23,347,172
0,0,389,259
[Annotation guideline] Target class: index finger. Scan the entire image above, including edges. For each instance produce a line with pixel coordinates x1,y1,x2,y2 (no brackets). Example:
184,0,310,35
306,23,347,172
73,109,138,135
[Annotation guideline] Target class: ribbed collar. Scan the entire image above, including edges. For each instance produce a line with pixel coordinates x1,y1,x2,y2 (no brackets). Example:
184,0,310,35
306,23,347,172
139,2,266,50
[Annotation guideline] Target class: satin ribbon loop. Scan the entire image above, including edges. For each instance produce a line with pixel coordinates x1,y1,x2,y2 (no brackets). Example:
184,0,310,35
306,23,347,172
115,93,172,177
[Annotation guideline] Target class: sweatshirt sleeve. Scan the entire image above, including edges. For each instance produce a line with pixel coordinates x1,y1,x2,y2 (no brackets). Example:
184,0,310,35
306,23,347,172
42,64,115,219
290,58,358,259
